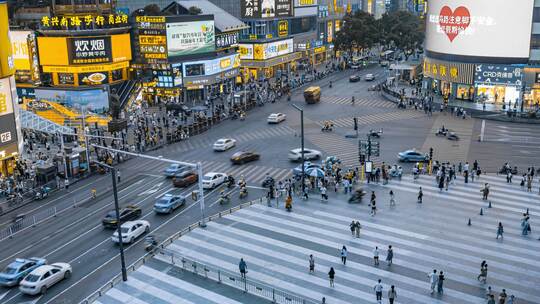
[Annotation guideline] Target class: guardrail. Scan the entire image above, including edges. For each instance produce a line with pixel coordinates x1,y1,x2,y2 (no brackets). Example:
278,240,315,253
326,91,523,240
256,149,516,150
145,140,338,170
80,197,267,304
159,250,318,304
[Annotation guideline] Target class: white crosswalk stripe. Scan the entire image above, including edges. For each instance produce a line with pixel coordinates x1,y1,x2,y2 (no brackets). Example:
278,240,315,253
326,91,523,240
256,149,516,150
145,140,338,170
322,111,428,128
95,173,540,304
321,95,396,108
185,159,292,184
483,123,540,145
163,125,296,153
305,133,381,167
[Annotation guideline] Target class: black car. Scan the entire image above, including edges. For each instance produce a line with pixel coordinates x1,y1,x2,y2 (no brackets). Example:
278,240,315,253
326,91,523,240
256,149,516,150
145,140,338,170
349,75,360,83
231,151,260,165
102,205,142,228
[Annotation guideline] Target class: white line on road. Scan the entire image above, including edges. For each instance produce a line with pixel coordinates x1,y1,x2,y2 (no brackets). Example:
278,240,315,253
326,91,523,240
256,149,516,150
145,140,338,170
40,186,224,304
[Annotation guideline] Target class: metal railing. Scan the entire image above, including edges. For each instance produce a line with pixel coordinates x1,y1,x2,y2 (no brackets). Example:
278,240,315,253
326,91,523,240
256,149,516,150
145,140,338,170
160,250,318,304
80,197,268,304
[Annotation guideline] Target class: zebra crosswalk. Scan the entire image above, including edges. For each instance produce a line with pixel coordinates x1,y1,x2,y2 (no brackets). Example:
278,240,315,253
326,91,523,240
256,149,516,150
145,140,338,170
94,173,540,304
306,132,381,167
321,111,428,128
162,125,296,154
321,95,396,108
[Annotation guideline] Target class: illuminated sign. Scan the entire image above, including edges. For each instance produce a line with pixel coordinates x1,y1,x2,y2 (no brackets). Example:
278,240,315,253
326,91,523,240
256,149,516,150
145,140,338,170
423,57,475,84
0,78,14,116
166,19,215,57
40,14,128,29
278,20,289,37
215,32,239,49
239,39,293,60
327,21,333,43
242,0,293,19
68,36,112,64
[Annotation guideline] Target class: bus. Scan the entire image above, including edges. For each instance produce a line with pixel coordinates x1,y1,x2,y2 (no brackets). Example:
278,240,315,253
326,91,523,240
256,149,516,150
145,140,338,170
304,86,321,104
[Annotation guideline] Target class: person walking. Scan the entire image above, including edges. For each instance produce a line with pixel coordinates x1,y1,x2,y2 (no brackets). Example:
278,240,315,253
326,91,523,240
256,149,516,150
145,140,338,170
64,178,69,190
389,190,396,206
496,222,504,239
437,271,445,294
521,215,530,235
417,187,423,204
498,289,507,304
428,269,438,294
371,200,377,216
477,263,488,283
481,183,490,200
386,245,394,266
309,254,315,274
239,258,247,279
320,185,328,200
328,267,335,287
527,175,532,192
355,220,361,238
117,169,121,183
507,295,515,304
387,285,397,304
487,294,496,304
350,220,356,236
340,246,348,265
374,279,384,304
373,246,380,266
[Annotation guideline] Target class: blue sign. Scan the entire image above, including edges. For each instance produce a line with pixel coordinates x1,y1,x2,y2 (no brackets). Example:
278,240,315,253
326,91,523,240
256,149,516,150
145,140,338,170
475,64,523,86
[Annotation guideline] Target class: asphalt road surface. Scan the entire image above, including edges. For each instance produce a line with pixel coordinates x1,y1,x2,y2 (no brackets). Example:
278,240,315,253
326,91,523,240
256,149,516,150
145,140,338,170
1,65,538,303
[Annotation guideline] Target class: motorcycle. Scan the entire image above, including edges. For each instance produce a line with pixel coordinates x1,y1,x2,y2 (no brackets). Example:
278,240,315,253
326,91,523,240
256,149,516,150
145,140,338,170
348,188,366,203
219,193,231,205
227,176,236,188
329,81,333,88
435,128,448,136
144,235,158,252
262,176,275,188
498,166,518,175
389,166,402,180
447,132,459,141
368,129,383,138
239,113,246,121
285,196,292,212
321,124,333,132
34,186,52,200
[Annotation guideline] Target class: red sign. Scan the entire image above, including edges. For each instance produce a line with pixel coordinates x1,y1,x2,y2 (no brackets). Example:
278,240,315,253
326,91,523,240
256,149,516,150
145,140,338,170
438,6,470,42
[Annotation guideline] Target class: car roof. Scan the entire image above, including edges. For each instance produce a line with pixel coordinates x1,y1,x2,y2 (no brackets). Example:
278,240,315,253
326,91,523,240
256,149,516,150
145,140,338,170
29,265,54,275
205,172,223,176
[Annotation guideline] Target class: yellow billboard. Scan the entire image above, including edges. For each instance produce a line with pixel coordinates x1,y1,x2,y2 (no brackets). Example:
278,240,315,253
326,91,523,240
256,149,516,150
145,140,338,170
10,31,32,70
0,2,14,78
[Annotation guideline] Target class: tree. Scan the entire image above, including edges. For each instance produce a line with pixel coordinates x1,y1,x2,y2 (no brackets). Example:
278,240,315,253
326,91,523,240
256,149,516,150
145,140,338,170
335,11,378,55
131,4,162,17
378,11,424,60
188,6,202,15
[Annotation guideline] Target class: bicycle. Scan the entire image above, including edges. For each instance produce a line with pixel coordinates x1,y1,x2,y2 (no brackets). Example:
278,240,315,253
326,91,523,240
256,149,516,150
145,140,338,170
7,193,23,207
91,189,97,199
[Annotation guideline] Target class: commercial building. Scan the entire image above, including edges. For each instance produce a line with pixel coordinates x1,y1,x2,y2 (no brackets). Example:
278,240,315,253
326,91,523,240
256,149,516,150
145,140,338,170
422,0,536,111
131,0,247,103
0,0,23,176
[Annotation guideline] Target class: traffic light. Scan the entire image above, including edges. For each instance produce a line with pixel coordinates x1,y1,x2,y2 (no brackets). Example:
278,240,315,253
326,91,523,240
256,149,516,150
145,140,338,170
429,147,433,160
353,117,358,130
359,154,365,163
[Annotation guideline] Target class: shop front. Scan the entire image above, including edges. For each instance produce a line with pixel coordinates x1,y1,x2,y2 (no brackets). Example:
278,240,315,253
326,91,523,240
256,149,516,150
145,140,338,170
523,67,540,109
182,53,241,102
37,33,132,87
239,38,300,81
423,57,475,102
474,64,524,109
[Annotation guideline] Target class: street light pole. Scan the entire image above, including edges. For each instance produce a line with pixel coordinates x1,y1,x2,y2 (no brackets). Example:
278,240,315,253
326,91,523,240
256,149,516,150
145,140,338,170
196,162,206,227
292,104,305,194
93,160,127,281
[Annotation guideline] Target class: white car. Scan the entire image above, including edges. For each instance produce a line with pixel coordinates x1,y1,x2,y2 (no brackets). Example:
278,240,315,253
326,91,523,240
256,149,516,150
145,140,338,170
202,172,228,189
267,113,286,124
288,148,322,161
19,263,72,295
213,138,236,151
365,73,375,81
111,220,150,244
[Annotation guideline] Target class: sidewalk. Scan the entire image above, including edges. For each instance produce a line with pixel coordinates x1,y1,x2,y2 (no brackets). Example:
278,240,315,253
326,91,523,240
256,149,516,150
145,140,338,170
382,82,540,123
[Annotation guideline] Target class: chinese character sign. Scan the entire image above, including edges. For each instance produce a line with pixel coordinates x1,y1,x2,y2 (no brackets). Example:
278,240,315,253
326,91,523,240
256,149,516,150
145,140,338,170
68,36,112,64
242,0,293,18
40,14,129,29
475,64,523,86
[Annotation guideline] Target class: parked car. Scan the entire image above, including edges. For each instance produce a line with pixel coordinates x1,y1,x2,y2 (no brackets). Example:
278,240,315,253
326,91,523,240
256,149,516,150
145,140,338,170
102,205,142,228
349,75,361,82
153,194,186,214
398,149,429,162
288,148,322,161
164,164,188,177
111,220,150,244
202,172,228,189
364,73,376,81
231,151,260,165
19,263,72,295
267,113,286,124
213,138,236,151
172,170,198,187
0,257,47,287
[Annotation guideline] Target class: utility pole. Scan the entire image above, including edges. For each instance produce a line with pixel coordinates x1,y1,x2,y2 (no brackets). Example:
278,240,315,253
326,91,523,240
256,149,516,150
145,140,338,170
292,104,305,194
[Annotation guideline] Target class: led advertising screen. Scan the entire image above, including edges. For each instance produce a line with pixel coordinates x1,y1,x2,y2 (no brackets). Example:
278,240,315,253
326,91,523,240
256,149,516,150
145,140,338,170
166,19,215,58
35,88,109,114
425,0,534,63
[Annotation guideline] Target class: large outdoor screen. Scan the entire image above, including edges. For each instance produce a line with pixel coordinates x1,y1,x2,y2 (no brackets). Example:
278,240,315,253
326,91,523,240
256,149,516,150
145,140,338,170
166,20,215,58
425,0,534,63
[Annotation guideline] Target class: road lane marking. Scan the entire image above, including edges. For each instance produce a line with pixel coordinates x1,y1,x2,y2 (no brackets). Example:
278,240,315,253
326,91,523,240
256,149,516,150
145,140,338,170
41,186,223,304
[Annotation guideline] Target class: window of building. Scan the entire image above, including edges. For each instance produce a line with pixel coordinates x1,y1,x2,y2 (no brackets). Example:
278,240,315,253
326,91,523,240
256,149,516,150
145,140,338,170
534,7,540,22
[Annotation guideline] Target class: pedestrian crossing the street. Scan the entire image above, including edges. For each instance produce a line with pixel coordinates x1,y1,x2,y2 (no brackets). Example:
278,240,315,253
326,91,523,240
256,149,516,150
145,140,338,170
94,173,540,304
320,111,428,128
306,132,381,167
321,95,396,108
164,125,296,154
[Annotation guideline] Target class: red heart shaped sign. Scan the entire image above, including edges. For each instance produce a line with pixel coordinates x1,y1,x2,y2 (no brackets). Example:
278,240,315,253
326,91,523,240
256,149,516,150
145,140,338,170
439,6,470,42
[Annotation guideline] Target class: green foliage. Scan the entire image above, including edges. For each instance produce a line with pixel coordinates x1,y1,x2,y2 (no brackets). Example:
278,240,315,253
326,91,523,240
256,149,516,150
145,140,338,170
335,11,378,52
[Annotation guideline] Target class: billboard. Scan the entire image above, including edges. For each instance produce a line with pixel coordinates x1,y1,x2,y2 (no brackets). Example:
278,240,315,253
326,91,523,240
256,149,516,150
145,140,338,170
183,54,240,76
0,114,18,147
34,88,109,114
10,31,31,70
166,20,215,58
0,1,14,78
68,36,112,64
0,77,14,116
475,64,523,86
425,0,534,63
241,0,293,19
